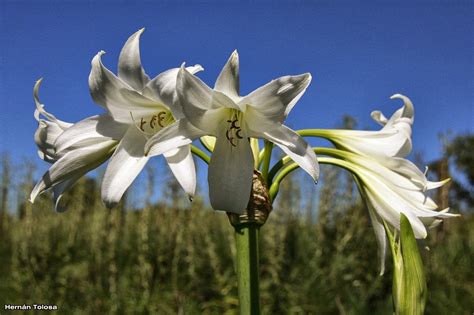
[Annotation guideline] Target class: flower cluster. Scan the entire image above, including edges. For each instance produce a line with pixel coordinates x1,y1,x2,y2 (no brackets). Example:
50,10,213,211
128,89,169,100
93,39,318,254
31,29,318,214
31,30,455,273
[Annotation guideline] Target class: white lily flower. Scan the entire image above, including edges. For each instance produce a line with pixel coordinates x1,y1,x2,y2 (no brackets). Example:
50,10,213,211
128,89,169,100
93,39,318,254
31,29,203,209
145,51,319,214
332,151,457,275
312,94,454,275
322,94,414,159
319,95,444,192
31,79,121,211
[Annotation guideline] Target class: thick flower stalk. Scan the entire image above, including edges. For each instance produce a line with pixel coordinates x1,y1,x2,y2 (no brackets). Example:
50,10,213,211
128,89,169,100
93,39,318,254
30,29,202,210
145,51,319,214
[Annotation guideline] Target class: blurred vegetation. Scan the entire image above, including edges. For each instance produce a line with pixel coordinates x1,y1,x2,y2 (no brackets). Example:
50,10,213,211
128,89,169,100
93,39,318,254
0,133,472,314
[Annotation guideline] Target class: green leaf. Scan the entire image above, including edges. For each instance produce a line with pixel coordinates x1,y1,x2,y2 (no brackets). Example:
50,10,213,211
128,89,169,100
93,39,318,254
388,214,427,315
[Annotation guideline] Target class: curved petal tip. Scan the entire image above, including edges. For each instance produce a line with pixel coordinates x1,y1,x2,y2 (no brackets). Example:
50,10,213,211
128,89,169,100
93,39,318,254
370,110,388,125
390,93,414,117
192,64,204,73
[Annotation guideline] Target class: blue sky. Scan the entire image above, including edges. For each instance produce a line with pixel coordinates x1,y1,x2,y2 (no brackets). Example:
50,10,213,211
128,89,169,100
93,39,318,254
1,1,473,195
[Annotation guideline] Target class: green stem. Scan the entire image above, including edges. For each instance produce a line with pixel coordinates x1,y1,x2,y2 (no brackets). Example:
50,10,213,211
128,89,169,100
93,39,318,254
267,147,349,186
234,224,261,314
268,163,300,201
269,155,359,201
260,140,273,181
190,145,210,164
297,128,340,138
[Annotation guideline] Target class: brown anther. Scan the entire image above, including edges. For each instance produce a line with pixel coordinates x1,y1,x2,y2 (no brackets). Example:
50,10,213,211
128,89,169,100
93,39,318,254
229,118,240,130
140,117,147,132
149,115,157,129
236,129,243,139
226,130,237,147
226,116,243,146
157,111,167,128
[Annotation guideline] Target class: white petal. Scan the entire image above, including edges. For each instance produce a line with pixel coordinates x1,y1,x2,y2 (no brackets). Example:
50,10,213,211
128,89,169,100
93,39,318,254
329,129,411,158
382,157,426,184
145,118,206,157
30,140,116,203
346,154,456,219
373,94,414,132
55,114,128,153
33,79,72,162
101,127,149,208
186,107,228,136
208,128,254,214
117,28,150,91
177,67,237,131
391,94,414,120
239,73,311,123
378,95,414,152
421,208,459,228
247,114,319,182
364,185,428,239
360,168,437,239
89,51,154,123
34,78,72,129
52,174,82,212
177,66,216,109
143,64,204,119
367,205,387,275
119,88,169,112
348,154,423,191
425,178,451,190
370,110,388,126
214,50,240,101
325,95,414,159
35,120,65,163
164,146,196,197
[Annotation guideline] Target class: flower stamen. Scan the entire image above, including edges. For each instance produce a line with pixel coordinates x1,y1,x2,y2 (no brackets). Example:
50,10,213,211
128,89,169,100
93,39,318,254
130,110,174,136
226,112,244,147
140,117,147,131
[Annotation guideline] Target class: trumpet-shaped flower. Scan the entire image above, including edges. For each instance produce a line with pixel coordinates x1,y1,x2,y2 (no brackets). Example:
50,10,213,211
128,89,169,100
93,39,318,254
146,51,319,214
321,94,414,159
319,95,443,192
313,94,456,274
31,79,122,211
31,29,203,210
332,151,457,274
